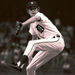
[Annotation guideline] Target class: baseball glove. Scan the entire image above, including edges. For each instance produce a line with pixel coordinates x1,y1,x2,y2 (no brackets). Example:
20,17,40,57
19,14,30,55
16,21,22,35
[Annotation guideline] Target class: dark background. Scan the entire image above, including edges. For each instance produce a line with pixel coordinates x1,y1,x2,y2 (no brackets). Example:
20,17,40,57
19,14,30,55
0,0,75,27
0,0,75,75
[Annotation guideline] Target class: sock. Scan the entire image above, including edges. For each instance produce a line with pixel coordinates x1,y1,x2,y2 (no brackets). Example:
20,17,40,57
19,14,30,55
17,55,28,68
17,61,21,67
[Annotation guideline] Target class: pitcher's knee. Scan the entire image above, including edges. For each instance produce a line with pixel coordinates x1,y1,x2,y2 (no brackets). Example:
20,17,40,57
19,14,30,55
26,65,36,72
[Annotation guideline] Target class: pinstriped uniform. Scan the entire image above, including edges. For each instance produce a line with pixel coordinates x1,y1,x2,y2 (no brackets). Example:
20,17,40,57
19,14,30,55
23,12,65,75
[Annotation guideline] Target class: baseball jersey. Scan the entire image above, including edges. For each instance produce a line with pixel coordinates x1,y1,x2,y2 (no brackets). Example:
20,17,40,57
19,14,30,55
29,12,61,39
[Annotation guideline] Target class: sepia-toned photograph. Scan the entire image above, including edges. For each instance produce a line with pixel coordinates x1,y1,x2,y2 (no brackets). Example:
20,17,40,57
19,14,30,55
0,0,75,75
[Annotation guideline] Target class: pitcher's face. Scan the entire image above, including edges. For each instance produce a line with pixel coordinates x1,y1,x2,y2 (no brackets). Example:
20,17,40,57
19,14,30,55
27,8,39,17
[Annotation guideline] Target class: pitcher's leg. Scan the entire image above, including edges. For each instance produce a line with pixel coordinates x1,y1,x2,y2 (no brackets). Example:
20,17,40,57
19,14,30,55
26,51,45,75
26,67,36,75
17,40,36,67
26,51,50,75
26,49,61,75
23,40,35,56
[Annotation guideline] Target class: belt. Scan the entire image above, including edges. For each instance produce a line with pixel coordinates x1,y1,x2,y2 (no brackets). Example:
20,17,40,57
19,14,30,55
53,34,60,38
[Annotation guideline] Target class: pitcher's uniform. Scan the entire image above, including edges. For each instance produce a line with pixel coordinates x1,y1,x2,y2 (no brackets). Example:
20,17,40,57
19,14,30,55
23,12,65,75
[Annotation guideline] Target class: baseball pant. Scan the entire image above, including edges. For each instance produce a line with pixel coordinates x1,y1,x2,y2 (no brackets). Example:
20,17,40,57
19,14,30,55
23,36,65,75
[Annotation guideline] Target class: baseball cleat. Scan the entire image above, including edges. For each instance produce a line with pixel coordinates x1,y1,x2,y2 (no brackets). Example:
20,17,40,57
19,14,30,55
1,62,22,72
10,64,22,72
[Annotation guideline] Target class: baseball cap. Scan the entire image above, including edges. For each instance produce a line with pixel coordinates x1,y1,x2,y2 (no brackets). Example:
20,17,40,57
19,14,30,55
26,1,39,9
